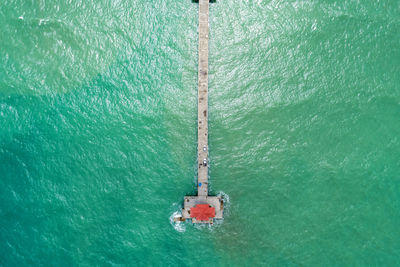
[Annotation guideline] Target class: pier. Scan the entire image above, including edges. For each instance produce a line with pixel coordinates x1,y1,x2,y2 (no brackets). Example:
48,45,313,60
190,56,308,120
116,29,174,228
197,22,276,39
176,0,223,224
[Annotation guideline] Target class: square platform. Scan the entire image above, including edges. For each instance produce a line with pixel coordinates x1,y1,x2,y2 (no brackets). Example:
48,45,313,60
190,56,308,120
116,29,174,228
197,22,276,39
182,196,223,224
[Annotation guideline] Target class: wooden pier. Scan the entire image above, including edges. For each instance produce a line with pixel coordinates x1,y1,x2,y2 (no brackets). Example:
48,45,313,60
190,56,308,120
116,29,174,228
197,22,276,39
176,0,223,224
197,0,210,197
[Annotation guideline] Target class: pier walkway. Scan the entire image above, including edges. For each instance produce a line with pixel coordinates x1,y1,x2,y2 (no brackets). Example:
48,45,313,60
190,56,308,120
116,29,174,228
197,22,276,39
197,0,210,197
177,0,223,224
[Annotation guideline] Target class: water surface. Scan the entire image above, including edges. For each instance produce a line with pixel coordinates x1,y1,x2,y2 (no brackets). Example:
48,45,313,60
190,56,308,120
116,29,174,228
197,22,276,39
1,0,400,265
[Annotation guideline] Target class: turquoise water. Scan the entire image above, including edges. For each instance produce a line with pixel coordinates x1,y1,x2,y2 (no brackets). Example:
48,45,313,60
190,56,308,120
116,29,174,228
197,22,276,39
1,0,400,265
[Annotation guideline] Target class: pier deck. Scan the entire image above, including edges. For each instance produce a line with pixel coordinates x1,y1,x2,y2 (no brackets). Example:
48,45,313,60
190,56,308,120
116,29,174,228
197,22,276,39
178,0,223,224
197,0,209,197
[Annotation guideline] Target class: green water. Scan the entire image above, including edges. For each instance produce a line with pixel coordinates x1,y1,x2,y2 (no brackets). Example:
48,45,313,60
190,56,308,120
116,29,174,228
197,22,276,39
1,0,400,265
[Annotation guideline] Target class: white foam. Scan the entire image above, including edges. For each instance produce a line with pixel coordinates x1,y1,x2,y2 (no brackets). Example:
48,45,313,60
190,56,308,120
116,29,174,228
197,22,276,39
218,191,230,207
169,211,186,233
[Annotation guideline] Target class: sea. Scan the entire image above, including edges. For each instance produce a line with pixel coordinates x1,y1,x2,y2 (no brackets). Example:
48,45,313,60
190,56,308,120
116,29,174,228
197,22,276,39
1,0,399,266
